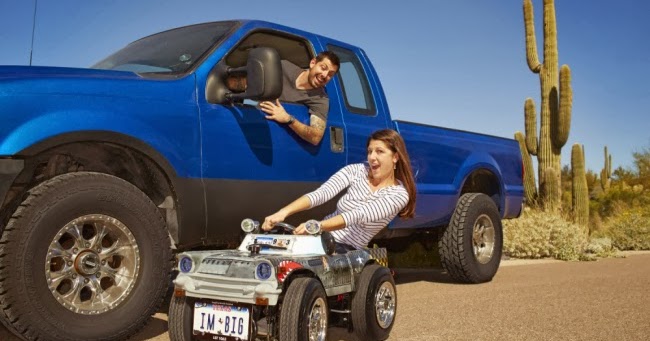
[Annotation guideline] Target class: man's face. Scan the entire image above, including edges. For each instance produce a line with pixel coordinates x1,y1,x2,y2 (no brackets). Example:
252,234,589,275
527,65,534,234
307,57,338,89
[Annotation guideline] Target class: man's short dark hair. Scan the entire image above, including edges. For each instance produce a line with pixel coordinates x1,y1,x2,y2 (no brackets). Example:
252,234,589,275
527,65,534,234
315,51,340,70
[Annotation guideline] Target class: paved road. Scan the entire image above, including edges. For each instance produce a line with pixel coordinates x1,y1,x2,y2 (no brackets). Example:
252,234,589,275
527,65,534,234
2,254,649,340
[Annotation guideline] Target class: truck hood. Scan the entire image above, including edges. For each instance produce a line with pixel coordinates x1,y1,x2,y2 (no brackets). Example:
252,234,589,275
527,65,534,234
0,65,191,99
0,65,143,81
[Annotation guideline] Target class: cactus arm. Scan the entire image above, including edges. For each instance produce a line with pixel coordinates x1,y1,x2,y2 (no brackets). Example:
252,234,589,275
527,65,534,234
524,98,539,155
553,65,572,148
524,0,542,73
542,0,559,71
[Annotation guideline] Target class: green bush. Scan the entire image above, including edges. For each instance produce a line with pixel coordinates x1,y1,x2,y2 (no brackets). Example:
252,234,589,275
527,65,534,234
594,208,650,250
503,207,588,261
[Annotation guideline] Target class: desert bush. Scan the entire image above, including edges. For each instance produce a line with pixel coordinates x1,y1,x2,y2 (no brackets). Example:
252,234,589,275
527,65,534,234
503,207,588,261
594,208,650,250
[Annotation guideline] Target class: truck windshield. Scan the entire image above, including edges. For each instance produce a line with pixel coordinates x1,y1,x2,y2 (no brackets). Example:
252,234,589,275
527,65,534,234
92,21,237,76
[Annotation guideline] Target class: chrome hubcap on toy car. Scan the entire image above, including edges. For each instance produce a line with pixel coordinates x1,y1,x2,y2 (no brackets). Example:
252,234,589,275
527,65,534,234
45,214,140,314
375,281,396,328
472,214,495,264
308,297,328,341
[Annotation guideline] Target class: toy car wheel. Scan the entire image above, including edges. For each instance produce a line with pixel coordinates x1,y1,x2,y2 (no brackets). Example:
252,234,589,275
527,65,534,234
168,295,194,341
279,277,328,341
438,192,503,283
0,172,172,341
351,264,396,341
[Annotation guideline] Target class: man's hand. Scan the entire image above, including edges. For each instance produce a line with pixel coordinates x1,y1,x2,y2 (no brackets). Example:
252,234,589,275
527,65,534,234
260,99,325,145
260,100,292,123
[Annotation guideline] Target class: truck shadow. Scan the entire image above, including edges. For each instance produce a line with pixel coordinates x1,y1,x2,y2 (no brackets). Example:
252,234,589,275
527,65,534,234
392,267,457,284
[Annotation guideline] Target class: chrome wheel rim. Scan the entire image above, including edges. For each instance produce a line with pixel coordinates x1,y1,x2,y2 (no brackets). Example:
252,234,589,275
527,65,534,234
308,297,328,341
375,281,396,329
45,214,140,314
473,214,495,264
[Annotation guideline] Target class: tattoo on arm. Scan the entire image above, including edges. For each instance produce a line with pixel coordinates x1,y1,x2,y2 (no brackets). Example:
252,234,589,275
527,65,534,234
290,114,326,145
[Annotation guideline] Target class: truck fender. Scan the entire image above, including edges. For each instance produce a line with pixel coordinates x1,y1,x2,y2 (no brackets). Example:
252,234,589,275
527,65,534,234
0,110,192,177
454,151,505,212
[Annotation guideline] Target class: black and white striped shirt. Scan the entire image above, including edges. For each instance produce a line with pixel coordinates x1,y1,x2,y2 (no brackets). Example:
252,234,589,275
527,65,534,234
306,163,409,249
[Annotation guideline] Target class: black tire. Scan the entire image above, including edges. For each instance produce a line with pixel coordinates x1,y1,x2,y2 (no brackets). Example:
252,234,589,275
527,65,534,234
351,264,397,341
279,277,328,341
168,295,194,341
0,172,172,341
438,193,503,283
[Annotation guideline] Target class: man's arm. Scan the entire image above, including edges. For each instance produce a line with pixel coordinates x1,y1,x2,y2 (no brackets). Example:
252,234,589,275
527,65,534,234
287,114,325,145
260,100,325,145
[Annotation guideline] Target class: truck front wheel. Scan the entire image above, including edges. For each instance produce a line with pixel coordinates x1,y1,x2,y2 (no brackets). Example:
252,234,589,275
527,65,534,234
439,193,503,283
0,172,172,341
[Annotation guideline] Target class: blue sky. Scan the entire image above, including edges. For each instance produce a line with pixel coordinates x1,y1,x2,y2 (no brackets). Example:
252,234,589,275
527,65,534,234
1,0,648,174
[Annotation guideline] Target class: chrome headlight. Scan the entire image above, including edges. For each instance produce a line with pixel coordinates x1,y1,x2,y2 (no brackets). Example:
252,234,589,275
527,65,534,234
178,255,194,273
305,219,321,235
241,218,259,233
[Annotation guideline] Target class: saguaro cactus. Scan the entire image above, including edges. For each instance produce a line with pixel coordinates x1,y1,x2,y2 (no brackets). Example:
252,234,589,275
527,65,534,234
521,0,573,210
571,144,589,228
515,132,537,204
600,146,612,192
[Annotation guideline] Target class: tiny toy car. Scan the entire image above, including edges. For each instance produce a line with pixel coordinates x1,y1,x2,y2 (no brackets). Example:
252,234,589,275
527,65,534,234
168,219,396,341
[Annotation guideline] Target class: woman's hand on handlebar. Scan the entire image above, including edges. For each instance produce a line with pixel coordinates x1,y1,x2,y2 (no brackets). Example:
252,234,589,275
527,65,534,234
262,211,287,231
293,223,308,235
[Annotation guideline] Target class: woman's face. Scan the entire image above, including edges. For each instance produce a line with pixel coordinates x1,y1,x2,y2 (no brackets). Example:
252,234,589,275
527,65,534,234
367,139,398,182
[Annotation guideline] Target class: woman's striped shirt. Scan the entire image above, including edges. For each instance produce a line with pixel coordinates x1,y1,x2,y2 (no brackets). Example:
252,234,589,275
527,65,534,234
305,163,409,249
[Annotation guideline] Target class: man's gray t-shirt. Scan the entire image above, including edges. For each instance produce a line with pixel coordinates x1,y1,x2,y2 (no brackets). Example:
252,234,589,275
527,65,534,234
279,60,329,122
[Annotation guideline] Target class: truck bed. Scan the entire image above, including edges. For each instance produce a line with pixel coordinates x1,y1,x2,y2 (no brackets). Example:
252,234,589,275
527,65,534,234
390,120,524,229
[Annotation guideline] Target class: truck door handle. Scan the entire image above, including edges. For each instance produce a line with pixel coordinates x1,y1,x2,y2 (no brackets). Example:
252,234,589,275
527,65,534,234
330,126,344,153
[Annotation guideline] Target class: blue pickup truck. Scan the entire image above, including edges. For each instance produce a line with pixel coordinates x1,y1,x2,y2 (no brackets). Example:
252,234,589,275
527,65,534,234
0,20,523,341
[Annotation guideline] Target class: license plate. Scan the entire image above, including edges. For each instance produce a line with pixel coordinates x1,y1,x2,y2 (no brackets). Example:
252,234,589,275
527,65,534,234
193,301,251,340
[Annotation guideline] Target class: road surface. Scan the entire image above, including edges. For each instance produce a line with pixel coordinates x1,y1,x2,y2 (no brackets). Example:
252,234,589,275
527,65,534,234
2,253,649,340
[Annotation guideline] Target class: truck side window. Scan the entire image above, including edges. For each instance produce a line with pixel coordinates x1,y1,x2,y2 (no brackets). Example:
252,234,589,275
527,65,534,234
327,45,376,116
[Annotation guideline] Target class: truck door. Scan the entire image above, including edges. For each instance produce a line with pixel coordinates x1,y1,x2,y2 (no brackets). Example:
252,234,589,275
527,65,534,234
323,43,390,164
197,29,346,244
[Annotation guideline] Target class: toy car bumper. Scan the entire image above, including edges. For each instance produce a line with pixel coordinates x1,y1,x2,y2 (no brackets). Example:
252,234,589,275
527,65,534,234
174,273,282,306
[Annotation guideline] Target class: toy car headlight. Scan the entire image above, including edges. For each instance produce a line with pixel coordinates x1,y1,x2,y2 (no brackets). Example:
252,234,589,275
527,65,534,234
241,218,259,233
178,255,194,273
305,220,321,235
255,262,273,280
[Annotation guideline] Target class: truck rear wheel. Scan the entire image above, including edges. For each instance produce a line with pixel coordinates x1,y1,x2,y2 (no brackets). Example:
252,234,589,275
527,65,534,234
351,264,396,341
439,193,502,283
0,172,172,341
279,277,328,341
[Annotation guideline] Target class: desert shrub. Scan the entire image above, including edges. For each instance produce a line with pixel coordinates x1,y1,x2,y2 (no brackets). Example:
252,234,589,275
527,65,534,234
594,208,650,250
503,207,588,261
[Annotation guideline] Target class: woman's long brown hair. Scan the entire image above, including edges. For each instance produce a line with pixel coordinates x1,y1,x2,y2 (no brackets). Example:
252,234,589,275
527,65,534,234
367,129,416,218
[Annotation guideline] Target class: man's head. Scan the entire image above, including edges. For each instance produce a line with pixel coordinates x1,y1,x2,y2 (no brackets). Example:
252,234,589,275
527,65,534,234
307,51,340,89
